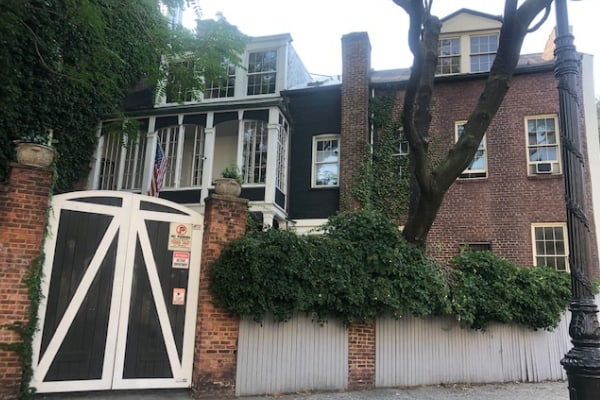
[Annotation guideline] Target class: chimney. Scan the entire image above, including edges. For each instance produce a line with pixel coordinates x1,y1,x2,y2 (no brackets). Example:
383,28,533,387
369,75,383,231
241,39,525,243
340,32,371,211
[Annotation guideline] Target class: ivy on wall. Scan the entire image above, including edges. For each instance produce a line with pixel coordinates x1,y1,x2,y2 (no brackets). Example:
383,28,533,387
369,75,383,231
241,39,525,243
0,0,246,193
209,209,571,331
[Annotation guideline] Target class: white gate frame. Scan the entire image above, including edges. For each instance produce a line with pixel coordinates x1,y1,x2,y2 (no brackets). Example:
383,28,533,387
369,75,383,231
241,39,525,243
31,191,203,393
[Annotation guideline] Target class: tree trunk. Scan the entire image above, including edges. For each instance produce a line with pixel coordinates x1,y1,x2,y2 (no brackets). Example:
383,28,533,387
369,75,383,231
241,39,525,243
402,184,444,249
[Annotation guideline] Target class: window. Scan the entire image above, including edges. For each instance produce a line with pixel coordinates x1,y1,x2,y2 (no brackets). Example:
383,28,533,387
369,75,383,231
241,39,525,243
98,132,146,191
242,120,268,184
470,34,498,73
156,125,205,189
312,135,339,187
247,50,277,95
165,61,197,103
204,61,236,99
526,115,561,175
276,122,289,191
532,224,569,271
456,122,487,179
391,136,410,177
436,38,461,75
460,242,492,252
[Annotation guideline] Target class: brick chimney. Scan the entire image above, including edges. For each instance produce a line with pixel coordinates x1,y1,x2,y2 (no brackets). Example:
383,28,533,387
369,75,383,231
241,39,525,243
340,32,371,211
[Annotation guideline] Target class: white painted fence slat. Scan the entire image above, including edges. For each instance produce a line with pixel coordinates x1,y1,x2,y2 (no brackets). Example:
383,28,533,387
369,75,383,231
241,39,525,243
236,315,348,396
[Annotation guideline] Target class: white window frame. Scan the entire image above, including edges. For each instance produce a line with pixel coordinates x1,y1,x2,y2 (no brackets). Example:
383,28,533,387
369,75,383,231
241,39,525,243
531,223,569,271
98,131,146,191
242,120,268,185
436,37,461,75
455,121,488,179
156,124,206,190
246,49,278,96
204,60,236,100
276,122,289,192
525,114,562,176
469,34,498,73
312,134,340,188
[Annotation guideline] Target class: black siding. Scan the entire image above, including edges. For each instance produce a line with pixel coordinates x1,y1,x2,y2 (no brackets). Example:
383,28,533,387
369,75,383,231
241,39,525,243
285,86,341,220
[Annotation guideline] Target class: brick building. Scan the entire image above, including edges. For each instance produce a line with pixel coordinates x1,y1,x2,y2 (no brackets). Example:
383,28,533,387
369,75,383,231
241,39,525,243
284,9,600,278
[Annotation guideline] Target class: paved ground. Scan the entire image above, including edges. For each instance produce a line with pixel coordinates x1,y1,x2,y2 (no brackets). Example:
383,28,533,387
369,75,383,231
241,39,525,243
35,380,569,399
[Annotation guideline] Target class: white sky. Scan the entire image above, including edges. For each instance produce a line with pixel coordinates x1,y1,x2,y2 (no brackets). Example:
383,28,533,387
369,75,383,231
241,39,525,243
185,0,600,96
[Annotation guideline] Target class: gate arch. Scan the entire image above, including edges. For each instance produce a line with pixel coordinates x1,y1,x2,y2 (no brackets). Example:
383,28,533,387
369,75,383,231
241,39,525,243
31,191,203,393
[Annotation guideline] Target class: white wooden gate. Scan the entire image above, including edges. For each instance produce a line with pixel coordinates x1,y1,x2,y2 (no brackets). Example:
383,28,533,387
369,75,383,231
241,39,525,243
31,191,203,393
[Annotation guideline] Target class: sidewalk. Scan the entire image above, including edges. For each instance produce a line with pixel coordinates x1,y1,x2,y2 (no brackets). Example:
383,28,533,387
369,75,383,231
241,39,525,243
36,381,569,399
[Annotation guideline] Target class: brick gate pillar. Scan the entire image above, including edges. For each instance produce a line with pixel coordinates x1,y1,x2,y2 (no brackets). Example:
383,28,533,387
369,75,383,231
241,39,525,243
0,163,53,399
193,193,248,397
348,322,376,390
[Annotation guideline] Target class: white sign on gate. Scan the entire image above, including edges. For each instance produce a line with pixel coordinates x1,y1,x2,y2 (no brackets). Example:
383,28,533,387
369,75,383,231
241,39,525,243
172,251,190,269
168,222,192,250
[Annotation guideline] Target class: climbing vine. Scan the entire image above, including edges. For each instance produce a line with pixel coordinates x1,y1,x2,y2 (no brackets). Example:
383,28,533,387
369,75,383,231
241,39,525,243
354,91,411,221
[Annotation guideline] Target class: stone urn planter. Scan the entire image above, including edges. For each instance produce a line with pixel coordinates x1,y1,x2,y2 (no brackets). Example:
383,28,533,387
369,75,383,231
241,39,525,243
15,142,56,168
213,178,242,197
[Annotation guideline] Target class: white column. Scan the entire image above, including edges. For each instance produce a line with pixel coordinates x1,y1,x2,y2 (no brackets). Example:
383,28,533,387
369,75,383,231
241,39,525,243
141,117,157,196
200,112,215,204
264,109,281,204
88,123,104,190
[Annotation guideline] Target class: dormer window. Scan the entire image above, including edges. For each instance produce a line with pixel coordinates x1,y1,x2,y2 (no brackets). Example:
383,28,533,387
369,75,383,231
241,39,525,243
247,50,277,95
437,38,461,75
470,34,498,73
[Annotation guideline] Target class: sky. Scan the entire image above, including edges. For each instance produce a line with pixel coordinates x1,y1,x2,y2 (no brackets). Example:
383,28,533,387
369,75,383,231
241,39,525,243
184,0,600,96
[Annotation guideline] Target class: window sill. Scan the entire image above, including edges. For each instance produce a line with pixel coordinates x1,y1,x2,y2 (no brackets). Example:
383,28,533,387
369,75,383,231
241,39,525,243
527,173,563,180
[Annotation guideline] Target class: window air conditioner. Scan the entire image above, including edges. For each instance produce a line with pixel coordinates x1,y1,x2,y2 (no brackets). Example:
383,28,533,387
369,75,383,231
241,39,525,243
536,162,553,174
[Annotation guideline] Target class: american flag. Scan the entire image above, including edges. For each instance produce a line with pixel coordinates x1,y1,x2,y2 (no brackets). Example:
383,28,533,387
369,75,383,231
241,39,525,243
148,142,167,197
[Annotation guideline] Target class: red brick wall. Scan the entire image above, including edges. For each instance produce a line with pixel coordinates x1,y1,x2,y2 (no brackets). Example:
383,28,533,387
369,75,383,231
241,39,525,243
0,164,53,399
340,32,371,211
193,193,248,397
371,70,599,277
347,322,376,389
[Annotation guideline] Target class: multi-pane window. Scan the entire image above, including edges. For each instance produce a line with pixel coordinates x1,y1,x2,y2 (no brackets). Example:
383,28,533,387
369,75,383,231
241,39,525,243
436,38,461,75
470,34,498,73
313,135,339,187
242,120,268,184
247,50,277,95
456,122,487,179
532,224,569,271
98,132,146,191
276,122,289,191
204,61,236,99
165,61,197,103
526,116,561,175
391,137,410,177
156,124,205,189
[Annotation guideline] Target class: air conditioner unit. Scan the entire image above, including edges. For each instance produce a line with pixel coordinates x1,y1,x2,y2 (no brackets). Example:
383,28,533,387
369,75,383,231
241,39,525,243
536,162,553,174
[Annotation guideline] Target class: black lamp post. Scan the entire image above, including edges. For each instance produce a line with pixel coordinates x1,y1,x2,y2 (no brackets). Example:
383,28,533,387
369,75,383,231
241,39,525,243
555,0,600,398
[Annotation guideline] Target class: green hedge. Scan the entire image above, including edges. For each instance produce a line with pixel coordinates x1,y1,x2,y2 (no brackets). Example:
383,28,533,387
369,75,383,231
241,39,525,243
209,209,571,330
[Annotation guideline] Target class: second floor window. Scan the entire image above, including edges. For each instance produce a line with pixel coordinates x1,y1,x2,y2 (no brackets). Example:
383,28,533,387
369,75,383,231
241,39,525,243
204,61,236,99
526,115,561,176
456,122,487,179
247,50,277,95
312,135,339,188
470,34,498,73
437,38,461,75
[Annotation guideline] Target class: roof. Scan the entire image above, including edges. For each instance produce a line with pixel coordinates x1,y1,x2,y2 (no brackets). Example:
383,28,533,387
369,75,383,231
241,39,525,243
440,8,503,23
